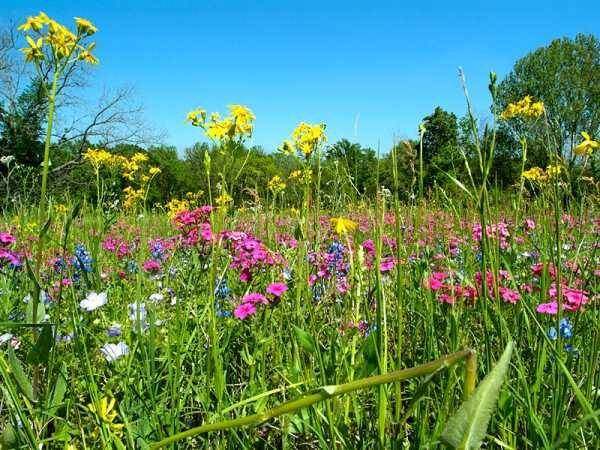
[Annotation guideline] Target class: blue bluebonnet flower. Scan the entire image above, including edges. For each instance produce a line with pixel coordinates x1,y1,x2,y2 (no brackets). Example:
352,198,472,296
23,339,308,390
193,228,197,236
548,327,558,341
72,244,93,273
150,240,164,260
559,318,573,339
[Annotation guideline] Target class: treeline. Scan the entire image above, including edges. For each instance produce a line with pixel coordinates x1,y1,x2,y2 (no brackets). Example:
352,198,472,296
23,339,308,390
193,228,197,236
1,33,599,209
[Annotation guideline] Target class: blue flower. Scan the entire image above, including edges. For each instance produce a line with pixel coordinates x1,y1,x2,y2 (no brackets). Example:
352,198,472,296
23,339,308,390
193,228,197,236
547,327,558,341
559,318,573,339
72,244,93,273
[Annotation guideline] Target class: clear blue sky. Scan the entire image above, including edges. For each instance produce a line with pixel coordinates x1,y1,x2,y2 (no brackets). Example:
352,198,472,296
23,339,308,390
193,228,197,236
2,1,599,154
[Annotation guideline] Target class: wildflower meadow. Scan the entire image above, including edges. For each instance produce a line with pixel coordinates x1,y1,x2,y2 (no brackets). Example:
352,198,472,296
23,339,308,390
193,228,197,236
0,8,599,450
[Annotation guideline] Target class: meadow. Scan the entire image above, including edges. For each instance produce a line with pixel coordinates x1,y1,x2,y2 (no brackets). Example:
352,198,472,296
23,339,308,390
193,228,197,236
0,11,599,450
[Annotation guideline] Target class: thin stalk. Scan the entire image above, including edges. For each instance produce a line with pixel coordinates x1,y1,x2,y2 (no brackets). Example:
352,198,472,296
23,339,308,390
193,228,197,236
149,349,473,449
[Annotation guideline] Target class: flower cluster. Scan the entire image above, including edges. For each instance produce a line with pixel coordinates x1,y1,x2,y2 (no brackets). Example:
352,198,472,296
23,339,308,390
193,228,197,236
280,122,327,158
522,164,562,182
268,175,286,194
224,232,280,283
19,12,98,65
0,232,21,269
500,95,544,120
187,104,255,142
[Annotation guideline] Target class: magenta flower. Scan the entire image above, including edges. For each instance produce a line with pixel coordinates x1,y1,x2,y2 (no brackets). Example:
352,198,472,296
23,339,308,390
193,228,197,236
0,232,16,246
266,282,288,297
143,259,161,273
242,292,268,305
234,302,256,320
536,302,558,315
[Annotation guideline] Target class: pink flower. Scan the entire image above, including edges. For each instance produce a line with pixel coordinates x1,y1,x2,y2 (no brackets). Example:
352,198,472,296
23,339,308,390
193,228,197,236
536,302,558,315
499,287,520,304
0,232,16,247
242,292,268,305
266,282,288,297
524,218,536,231
380,257,396,273
234,302,256,320
143,259,161,273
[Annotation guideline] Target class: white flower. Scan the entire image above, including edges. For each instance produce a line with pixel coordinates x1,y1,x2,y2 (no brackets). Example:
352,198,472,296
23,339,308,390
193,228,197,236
0,333,13,346
100,342,129,362
80,292,107,312
149,293,164,303
0,155,15,166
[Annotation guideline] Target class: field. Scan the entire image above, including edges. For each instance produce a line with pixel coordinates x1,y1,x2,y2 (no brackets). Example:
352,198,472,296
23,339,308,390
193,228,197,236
1,9,599,450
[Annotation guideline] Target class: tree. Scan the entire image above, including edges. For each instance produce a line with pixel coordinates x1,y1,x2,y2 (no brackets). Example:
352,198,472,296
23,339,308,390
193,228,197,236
325,139,378,199
420,107,461,190
497,34,600,166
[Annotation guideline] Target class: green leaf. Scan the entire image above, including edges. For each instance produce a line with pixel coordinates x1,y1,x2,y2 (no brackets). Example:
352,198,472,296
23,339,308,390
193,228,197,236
293,325,316,354
27,324,54,365
0,423,18,449
441,341,514,449
25,296,45,324
359,332,378,377
7,348,34,403
47,362,68,416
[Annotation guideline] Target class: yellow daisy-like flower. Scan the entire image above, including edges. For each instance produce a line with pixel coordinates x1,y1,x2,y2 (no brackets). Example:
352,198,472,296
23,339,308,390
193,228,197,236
22,36,45,62
291,122,327,157
546,164,562,178
573,131,599,156
268,175,286,194
500,96,544,120
330,217,357,235
149,166,161,176
87,397,124,436
216,192,233,208
522,166,546,182
74,17,97,36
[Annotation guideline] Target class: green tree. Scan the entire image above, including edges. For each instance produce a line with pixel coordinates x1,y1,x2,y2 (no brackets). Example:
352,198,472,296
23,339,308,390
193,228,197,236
497,34,600,166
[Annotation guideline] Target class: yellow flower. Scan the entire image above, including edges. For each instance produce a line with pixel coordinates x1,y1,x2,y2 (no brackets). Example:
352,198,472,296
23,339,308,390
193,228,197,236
573,131,599,156
22,36,45,62
78,43,99,64
54,203,68,215
216,192,233,207
186,108,206,127
149,166,161,176
289,169,302,180
228,104,255,137
500,96,544,120
18,13,49,32
123,186,144,209
166,198,190,220
330,217,357,235
46,20,77,59
289,122,327,157
268,175,286,194
278,140,295,155
546,164,562,178
83,148,113,169
522,166,546,182
87,397,124,436
74,17,97,36
131,152,148,164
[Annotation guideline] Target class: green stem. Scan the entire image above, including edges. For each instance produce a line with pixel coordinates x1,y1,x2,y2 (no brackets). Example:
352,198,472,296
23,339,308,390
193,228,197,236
149,349,473,449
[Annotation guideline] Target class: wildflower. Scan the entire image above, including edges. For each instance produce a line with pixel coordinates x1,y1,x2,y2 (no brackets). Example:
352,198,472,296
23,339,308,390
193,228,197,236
266,282,288,297
548,327,558,340
559,318,573,339
234,302,257,320
74,17,97,35
216,192,233,208
290,122,327,157
143,259,161,273
242,292,268,305
72,243,93,273
18,13,49,32
107,324,122,337
522,166,546,182
80,292,107,312
330,217,357,235
87,397,124,435
573,131,599,156
500,96,544,120
100,342,129,363
268,175,286,194
546,164,562,178
22,36,44,62
149,166,161,176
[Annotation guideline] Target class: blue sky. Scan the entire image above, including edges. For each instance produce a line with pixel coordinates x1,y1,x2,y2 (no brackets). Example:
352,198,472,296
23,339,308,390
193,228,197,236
2,1,599,154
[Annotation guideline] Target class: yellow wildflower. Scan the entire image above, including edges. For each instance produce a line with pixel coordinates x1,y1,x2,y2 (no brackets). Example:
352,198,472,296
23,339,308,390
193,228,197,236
83,148,113,169
78,42,99,64
123,186,144,209
87,397,124,436
573,131,599,156
501,96,544,120
288,122,327,157
149,166,161,176
186,108,207,127
268,175,286,194
74,17,97,36
228,104,255,136
330,217,357,235
216,192,233,207
54,203,68,215
166,198,190,220
18,12,49,32
522,166,546,182
546,164,562,178
22,36,45,62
